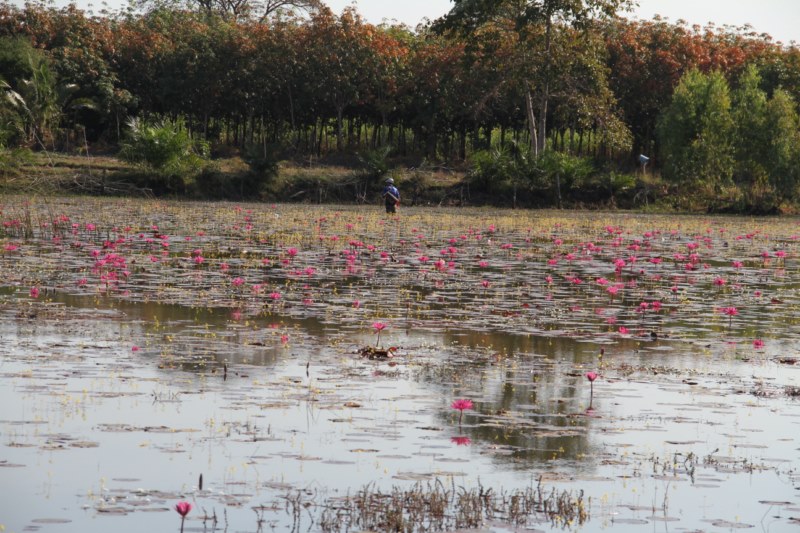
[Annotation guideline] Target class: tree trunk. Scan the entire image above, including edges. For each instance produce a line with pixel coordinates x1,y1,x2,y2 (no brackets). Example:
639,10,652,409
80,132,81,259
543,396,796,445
537,90,548,154
288,86,297,148
536,12,553,155
336,107,344,151
525,87,538,156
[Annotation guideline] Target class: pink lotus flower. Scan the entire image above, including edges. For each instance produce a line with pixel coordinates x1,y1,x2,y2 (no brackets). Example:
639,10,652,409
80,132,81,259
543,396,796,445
451,398,474,425
585,372,598,409
175,501,192,533
29,286,40,299
721,306,738,328
451,436,471,446
372,322,387,347
753,339,764,349
618,326,629,335
131,345,139,352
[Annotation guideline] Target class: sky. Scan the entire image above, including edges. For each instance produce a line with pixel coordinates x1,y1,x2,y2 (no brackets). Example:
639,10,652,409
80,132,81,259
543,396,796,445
10,0,799,44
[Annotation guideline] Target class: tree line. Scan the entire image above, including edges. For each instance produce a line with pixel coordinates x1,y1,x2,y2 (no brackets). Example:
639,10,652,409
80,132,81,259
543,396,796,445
1,0,799,209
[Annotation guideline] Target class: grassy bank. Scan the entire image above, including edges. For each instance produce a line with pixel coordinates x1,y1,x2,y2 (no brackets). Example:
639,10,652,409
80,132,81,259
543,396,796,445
0,150,790,214
0,151,468,205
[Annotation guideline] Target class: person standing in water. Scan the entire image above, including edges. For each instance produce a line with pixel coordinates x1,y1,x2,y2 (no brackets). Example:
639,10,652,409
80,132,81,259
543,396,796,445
382,178,400,214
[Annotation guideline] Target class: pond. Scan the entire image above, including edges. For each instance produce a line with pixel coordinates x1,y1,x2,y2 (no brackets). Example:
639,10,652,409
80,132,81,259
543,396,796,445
1,197,799,532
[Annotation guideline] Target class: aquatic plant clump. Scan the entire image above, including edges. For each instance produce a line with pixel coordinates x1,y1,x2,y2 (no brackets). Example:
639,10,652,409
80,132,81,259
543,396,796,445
318,478,588,532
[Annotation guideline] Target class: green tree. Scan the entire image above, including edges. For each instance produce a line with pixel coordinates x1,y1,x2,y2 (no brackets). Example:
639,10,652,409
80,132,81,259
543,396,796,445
657,69,734,191
17,52,61,147
436,0,631,156
731,64,768,195
763,89,800,202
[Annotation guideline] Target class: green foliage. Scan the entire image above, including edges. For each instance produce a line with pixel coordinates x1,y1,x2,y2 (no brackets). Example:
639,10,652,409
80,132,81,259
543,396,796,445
764,89,800,202
119,117,209,178
1,78,24,146
606,171,636,193
536,150,596,206
0,145,34,177
658,65,800,210
730,65,772,208
657,69,735,189
467,147,518,194
199,142,283,199
192,163,272,200
242,142,279,179
356,145,393,181
0,41,62,147
467,143,598,204
0,37,38,89
538,151,595,189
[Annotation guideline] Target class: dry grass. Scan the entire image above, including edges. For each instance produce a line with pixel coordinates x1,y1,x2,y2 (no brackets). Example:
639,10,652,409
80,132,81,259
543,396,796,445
1,152,462,198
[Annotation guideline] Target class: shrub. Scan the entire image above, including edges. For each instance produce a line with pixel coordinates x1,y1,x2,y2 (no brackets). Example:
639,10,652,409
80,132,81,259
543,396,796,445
357,145,393,181
119,117,208,179
466,147,515,194
537,151,595,206
242,142,279,183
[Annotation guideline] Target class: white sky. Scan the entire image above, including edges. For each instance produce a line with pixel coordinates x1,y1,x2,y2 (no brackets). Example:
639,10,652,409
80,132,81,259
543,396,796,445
9,0,799,44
